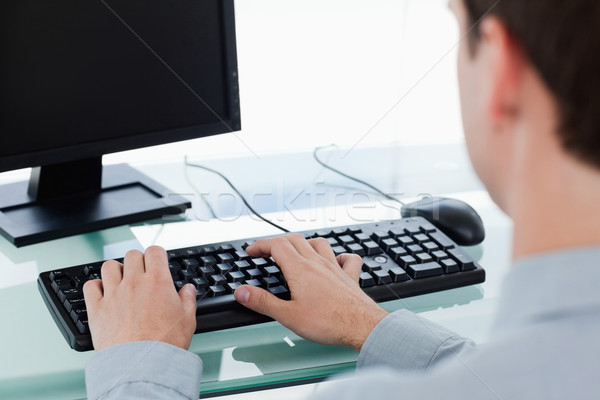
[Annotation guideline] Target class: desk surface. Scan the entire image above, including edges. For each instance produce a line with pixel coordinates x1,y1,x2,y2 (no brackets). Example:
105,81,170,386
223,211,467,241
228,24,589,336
0,144,513,399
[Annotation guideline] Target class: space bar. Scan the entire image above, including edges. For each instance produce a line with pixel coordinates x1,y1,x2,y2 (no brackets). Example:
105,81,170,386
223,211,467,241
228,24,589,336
196,294,239,312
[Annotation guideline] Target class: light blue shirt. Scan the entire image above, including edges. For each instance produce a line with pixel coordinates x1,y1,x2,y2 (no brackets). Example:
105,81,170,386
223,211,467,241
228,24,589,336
85,247,600,399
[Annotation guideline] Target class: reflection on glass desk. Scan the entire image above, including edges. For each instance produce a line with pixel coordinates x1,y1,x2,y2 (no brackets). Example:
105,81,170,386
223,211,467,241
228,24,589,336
0,147,513,399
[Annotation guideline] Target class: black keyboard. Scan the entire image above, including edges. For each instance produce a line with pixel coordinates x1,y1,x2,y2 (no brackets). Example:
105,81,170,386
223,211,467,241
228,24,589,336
38,217,485,351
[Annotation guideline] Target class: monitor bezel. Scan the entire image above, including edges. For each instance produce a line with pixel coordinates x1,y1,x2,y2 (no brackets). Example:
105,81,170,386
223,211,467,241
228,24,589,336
0,0,241,173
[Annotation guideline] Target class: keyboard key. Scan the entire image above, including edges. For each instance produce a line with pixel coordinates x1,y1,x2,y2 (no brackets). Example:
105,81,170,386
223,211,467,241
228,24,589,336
406,262,444,279
389,267,409,282
51,278,73,293
202,246,217,254
234,250,251,261
227,270,245,282
183,248,201,258
69,307,87,324
415,252,433,264
210,274,227,286
226,282,242,293
192,277,209,288
354,232,370,243
407,244,424,255
371,270,392,285
58,287,82,303
448,248,476,271
359,272,375,288
398,255,417,268
431,250,449,262
182,258,199,270
441,258,460,273
216,263,233,274
208,285,227,297
244,268,262,280
219,244,235,252
326,237,339,246
263,266,281,277
346,243,366,256
404,224,421,236
338,235,355,245
380,238,399,252
429,231,455,250
332,227,349,235
389,246,408,261
413,233,429,244
63,297,86,313
261,276,280,288
251,258,269,268
388,227,405,238
348,226,362,234
331,245,346,255
420,223,437,233
363,241,383,255
217,253,234,263
76,320,89,334
245,279,261,287
174,280,186,291
196,287,208,299
179,269,197,281
268,285,288,295
396,235,414,246
199,266,216,277
234,260,251,270
200,256,217,267
362,260,382,273
422,241,440,253
370,231,389,243
82,265,100,277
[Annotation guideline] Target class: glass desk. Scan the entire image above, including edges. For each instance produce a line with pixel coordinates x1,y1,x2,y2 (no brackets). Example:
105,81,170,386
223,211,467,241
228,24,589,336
0,145,513,399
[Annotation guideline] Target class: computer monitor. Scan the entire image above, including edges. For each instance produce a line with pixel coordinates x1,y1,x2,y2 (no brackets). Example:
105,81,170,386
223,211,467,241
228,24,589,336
0,0,241,247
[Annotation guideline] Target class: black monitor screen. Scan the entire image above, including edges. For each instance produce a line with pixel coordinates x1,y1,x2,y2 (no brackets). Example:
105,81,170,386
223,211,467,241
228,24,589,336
0,0,240,170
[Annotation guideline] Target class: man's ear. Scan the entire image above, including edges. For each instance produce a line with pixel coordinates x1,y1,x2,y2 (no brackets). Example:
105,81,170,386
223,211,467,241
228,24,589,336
479,16,525,124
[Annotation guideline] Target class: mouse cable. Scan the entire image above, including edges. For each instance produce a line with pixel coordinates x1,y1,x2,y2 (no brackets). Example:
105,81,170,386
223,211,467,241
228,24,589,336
184,156,290,234
313,145,405,207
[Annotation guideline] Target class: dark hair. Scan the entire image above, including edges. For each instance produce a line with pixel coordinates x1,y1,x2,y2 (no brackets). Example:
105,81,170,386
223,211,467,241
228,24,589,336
463,0,600,169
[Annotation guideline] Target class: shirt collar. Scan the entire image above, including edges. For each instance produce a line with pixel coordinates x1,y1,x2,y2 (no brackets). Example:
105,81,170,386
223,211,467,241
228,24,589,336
492,246,600,335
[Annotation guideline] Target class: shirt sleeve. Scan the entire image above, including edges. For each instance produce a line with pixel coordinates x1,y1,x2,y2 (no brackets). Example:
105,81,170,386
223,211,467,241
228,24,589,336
85,341,202,400
357,309,476,371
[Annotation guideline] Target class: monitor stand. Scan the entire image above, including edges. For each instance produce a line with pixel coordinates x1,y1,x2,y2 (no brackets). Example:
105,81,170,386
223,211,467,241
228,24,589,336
0,157,191,247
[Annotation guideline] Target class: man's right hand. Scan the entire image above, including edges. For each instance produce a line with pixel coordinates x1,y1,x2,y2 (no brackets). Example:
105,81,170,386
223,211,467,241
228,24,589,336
233,234,389,352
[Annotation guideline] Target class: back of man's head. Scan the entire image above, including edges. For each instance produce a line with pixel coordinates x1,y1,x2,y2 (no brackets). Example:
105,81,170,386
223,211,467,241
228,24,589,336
463,0,600,170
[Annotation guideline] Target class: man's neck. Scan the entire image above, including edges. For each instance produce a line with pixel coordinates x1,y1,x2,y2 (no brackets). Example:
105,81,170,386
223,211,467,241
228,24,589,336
511,153,600,260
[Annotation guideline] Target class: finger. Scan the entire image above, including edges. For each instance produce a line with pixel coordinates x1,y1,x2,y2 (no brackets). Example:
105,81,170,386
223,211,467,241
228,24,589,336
83,279,103,313
234,285,289,321
143,246,170,279
100,259,123,290
285,234,323,260
123,249,145,280
337,253,363,282
246,237,304,269
308,237,337,265
178,284,198,331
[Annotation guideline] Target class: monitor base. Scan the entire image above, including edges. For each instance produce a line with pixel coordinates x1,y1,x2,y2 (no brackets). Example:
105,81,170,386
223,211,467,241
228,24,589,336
0,164,191,247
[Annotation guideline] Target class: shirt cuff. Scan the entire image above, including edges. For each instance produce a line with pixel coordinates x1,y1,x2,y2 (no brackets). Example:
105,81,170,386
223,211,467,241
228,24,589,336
85,341,202,400
357,309,462,371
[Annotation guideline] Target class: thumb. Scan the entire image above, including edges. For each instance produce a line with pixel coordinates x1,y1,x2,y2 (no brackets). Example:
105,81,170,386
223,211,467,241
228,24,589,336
179,284,198,314
234,285,287,320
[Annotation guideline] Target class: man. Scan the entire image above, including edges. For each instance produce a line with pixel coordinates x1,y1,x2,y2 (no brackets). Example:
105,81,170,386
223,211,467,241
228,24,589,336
83,0,600,398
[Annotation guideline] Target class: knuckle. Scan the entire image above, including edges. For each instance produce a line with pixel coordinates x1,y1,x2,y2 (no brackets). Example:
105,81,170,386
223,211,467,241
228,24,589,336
125,249,142,259
146,245,166,257
314,237,329,246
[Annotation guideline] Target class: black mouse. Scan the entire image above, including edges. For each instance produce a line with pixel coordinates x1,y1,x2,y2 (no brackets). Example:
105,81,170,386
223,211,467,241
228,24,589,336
400,197,485,246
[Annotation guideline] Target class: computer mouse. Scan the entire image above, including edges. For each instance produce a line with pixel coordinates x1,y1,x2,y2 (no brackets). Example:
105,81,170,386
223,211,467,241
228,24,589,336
401,197,485,246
